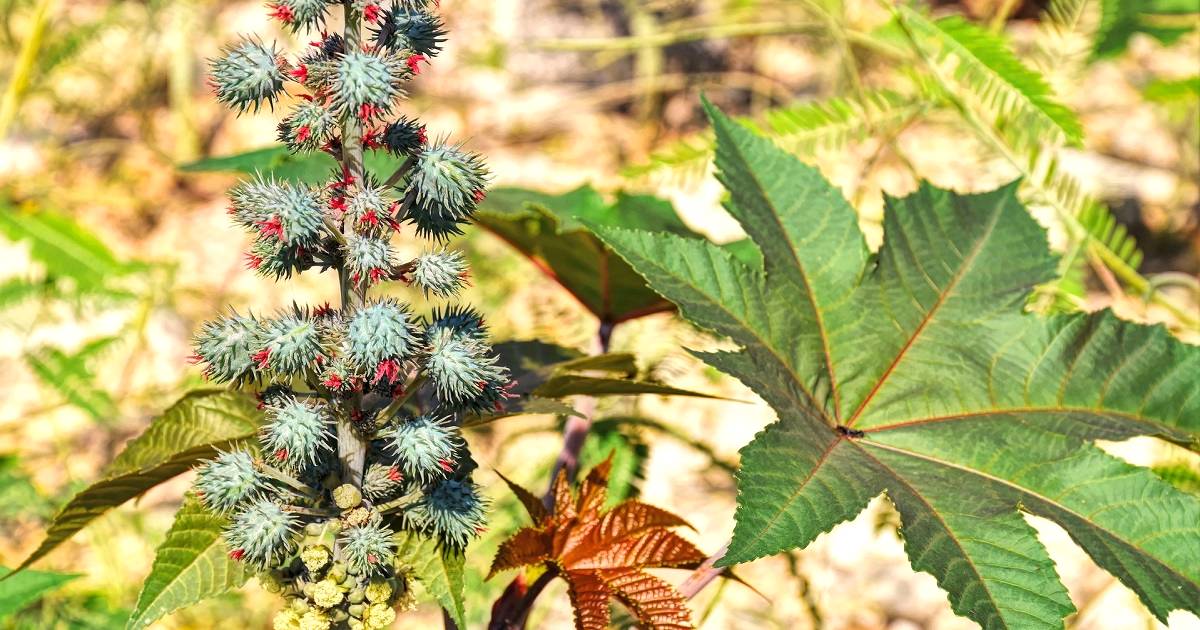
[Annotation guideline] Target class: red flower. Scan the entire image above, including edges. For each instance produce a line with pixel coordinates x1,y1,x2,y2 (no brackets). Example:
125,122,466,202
323,373,344,389
245,253,264,269
289,64,308,83
275,448,288,461
364,3,381,23
229,549,246,561
473,188,487,203
268,3,294,23
330,195,347,213
252,348,272,369
417,126,427,145
186,353,204,365
369,267,387,283
406,54,427,75
438,458,455,473
373,358,402,384
257,215,285,240
358,103,379,122
387,467,403,482
313,302,335,317
296,125,311,143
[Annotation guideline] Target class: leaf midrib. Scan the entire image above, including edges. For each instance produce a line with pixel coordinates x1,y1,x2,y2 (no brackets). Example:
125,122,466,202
720,129,841,421
846,194,1005,427
861,406,1191,445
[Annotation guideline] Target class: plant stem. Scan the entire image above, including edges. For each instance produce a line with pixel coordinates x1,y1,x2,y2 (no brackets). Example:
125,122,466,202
542,320,613,508
0,0,54,140
336,0,370,488
678,543,728,599
489,569,557,630
258,462,320,499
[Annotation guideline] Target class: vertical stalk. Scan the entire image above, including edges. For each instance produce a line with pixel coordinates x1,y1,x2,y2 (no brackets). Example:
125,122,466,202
337,0,369,487
0,0,55,140
543,320,613,508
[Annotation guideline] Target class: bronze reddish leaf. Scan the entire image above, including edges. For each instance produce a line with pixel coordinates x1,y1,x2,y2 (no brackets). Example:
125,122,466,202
600,568,692,629
563,570,611,630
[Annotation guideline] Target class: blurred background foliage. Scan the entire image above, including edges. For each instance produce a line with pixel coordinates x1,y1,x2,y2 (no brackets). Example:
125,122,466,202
0,0,1197,628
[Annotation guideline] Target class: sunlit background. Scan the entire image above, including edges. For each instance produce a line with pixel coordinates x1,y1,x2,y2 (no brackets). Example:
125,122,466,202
0,0,1197,628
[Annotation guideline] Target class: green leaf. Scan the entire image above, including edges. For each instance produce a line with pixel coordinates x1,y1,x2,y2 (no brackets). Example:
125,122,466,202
900,9,1084,148
180,145,400,184
0,567,78,618
126,495,249,629
24,344,118,421
1093,0,1198,59
534,374,723,400
476,186,759,323
589,103,1200,629
393,531,466,628
0,204,137,295
8,390,262,575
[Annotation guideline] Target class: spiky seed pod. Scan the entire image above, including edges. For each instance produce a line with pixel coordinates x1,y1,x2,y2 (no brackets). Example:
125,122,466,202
372,6,446,57
255,312,325,376
229,175,325,247
410,249,467,298
195,451,264,513
403,142,489,240
380,116,425,156
191,311,262,383
248,236,308,280
269,0,328,31
320,356,355,392
340,518,396,576
332,51,407,119
363,463,405,501
210,39,285,113
262,397,334,471
411,478,487,548
382,414,463,483
422,327,507,405
346,299,415,372
343,177,396,234
278,101,337,153
224,499,300,568
345,234,397,285
425,305,487,341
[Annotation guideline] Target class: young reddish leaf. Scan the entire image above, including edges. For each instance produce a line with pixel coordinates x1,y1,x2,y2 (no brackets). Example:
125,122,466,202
489,459,708,630
488,528,554,579
495,471,549,524
601,568,692,630
563,571,612,630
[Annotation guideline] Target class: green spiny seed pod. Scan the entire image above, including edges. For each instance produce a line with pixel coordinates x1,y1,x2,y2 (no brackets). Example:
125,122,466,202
254,311,324,376
372,6,446,57
210,39,285,113
381,116,425,156
410,249,467,298
403,141,489,240
363,463,405,501
345,234,397,286
333,51,407,120
278,101,337,153
224,499,300,568
319,356,355,392
190,311,262,384
268,0,328,32
262,397,333,471
422,326,506,406
411,478,487,549
382,414,462,483
340,518,396,576
228,174,325,247
425,305,487,341
247,236,307,280
194,451,264,513
344,177,396,234
347,298,414,373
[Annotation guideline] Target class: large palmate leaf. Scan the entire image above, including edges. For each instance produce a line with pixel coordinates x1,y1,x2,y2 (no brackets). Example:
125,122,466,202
489,460,706,630
8,390,262,575
127,495,250,629
476,186,759,323
589,102,1200,629
393,530,468,629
